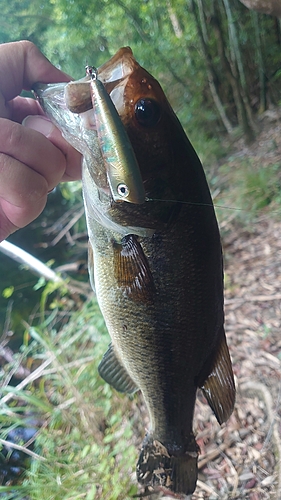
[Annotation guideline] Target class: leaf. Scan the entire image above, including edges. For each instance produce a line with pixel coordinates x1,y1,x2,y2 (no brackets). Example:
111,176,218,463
33,277,46,291
2,286,14,298
86,485,97,500
2,386,52,412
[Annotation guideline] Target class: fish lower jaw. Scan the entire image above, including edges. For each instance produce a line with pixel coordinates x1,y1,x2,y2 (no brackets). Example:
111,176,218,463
136,434,199,496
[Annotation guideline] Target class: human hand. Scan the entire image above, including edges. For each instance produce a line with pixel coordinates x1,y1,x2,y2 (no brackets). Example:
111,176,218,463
0,40,82,242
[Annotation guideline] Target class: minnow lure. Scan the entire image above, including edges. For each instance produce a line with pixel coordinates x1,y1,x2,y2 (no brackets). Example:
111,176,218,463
65,66,146,204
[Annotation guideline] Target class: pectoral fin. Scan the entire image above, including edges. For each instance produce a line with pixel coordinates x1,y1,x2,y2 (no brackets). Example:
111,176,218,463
98,343,138,394
200,332,235,424
113,234,155,302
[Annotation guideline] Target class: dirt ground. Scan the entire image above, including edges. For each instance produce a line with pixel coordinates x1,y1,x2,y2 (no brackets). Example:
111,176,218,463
190,115,281,499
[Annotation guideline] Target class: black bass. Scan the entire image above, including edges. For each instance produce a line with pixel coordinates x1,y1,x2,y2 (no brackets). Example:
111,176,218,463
34,47,235,497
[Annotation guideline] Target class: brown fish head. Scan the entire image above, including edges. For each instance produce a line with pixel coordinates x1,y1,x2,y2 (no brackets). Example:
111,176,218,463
99,47,180,203
95,47,211,230
35,48,212,233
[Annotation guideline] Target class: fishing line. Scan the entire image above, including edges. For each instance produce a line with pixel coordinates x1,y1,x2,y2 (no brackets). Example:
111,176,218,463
145,196,281,217
145,197,247,212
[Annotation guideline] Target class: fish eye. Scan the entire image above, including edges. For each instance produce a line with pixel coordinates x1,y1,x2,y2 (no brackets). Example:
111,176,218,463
134,98,161,127
117,183,130,198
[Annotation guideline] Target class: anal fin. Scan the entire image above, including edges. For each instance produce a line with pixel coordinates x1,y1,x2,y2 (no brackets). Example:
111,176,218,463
98,343,138,394
200,331,235,424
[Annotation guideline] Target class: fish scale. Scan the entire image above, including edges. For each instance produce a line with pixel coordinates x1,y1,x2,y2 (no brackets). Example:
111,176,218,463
33,46,235,497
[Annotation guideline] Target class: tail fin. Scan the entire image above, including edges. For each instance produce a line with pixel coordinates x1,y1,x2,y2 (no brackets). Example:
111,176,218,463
136,434,198,495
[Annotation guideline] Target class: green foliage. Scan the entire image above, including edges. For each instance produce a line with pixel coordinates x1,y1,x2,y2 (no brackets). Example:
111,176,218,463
0,297,139,499
238,162,281,211
59,181,82,204
0,0,53,48
2,287,14,299
2,0,281,147
214,159,281,225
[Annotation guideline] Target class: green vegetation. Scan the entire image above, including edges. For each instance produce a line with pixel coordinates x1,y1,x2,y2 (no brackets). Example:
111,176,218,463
1,1,281,498
225,161,281,212
211,158,281,227
1,296,139,499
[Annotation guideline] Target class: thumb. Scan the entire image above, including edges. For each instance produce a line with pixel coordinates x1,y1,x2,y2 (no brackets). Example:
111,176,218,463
22,115,56,138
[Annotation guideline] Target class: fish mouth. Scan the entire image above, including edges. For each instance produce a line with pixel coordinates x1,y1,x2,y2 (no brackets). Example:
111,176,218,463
98,47,136,84
63,47,137,116
33,48,136,122
33,48,146,207
98,47,136,114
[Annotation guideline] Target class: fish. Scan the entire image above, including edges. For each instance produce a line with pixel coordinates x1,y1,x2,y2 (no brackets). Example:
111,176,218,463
34,47,235,497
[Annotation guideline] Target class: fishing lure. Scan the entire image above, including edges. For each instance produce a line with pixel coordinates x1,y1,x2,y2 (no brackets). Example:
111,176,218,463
66,65,146,204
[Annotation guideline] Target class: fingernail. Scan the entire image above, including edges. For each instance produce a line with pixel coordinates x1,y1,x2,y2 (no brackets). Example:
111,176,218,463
22,115,55,138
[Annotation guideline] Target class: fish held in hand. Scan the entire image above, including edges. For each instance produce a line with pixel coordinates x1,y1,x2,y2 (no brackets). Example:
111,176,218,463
34,47,235,496
34,65,145,205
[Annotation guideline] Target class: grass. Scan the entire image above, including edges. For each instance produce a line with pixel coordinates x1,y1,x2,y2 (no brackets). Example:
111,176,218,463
209,158,281,227
0,297,139,500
